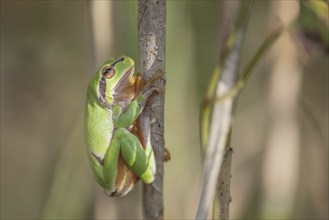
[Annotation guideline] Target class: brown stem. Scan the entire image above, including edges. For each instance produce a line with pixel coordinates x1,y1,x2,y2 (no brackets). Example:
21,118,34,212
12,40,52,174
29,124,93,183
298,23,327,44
137,0,166,219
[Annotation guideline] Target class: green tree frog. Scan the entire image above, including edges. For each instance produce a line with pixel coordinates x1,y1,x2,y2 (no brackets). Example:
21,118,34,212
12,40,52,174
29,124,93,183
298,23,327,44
84,56,161,197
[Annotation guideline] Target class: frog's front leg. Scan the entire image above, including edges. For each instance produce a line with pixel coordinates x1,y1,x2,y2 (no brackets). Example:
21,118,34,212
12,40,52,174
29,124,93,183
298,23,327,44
102,127,156,195
112,85,160,129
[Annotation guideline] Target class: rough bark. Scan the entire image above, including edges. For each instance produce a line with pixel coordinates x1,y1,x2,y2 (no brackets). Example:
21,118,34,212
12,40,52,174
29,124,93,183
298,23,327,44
137,0,166,219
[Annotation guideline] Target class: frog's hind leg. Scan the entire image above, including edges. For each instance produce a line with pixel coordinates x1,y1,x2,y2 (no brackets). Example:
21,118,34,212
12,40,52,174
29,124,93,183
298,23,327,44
104,128,154,189
120,128,155,183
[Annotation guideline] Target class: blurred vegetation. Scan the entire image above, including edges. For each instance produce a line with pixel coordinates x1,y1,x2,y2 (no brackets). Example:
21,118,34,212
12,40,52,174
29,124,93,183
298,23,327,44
1,1,327,219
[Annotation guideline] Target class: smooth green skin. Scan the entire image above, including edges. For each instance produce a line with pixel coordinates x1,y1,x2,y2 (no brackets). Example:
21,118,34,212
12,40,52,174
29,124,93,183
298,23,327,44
85,56,156,195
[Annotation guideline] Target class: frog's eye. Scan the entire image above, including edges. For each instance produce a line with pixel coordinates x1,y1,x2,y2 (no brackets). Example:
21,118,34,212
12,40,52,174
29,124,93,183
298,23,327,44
102,66,115,79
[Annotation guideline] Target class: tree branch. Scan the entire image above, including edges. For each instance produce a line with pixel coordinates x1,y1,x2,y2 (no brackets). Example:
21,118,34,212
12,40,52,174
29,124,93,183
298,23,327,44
137,0,166,219
196,1,252,219
214,2,241,219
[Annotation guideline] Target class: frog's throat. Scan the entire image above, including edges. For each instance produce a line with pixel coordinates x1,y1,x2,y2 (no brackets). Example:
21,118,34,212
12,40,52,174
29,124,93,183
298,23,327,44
113,66,135,92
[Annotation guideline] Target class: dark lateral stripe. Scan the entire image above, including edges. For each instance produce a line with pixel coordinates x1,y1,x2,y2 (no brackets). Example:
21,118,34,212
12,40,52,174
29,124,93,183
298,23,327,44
98,78,111,109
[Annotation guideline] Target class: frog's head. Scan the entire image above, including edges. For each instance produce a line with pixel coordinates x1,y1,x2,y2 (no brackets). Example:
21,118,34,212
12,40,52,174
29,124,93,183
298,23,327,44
90,56,135,108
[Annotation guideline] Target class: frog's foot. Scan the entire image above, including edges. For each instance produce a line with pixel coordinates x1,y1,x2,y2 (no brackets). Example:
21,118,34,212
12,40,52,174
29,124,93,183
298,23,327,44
141,86,161,98
164,147,171,162
141,70,164,98
137,85,161,108
143,69,165,91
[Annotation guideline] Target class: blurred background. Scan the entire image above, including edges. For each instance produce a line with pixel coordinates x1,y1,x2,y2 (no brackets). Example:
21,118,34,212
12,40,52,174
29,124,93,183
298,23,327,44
1,1,328,219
